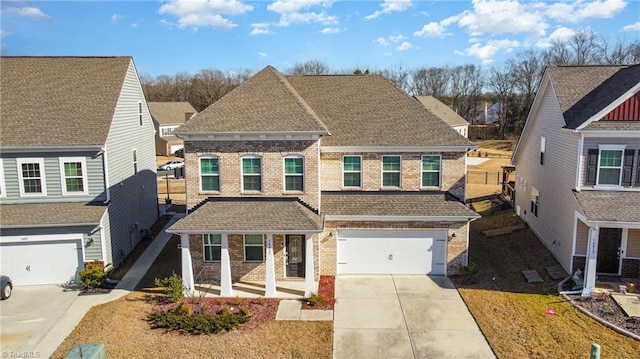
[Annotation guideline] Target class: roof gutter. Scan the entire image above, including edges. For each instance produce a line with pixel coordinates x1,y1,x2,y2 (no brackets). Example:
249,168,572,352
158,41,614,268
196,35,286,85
0,145,103,153
0,222,101,229
101,146,111,203
324,215,481,222
166,229,323,235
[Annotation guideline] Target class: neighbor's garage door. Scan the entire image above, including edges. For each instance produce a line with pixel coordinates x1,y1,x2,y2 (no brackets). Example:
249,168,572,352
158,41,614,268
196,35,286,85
337,230,446,275
0,240,83,286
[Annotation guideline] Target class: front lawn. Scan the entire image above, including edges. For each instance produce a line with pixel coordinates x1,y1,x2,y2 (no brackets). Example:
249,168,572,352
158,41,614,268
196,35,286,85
457,208,640,358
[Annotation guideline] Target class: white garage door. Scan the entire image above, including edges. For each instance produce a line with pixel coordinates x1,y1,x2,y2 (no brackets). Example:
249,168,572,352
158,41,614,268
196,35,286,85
337,230,446,275
0,240,83,286
170,144,184,155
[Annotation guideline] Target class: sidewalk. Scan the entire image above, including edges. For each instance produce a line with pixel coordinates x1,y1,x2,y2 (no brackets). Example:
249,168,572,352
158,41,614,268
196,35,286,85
32,213,183,358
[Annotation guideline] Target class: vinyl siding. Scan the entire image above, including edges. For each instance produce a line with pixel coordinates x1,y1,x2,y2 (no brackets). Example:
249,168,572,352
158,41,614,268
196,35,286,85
627,229,640,258
0,151,105,204
103,60,158,265
580,137,640,188
575,219,589,256
514,82,581,273
101,209,113,264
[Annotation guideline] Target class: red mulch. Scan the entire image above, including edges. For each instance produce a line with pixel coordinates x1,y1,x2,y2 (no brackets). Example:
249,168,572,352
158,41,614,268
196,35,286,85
302,275,336,310
152,297,280,331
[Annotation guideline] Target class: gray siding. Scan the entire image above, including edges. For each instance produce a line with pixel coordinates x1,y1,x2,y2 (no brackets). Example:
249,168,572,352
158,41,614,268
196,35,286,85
104,60,158,265
580,137,640,187
0,151,106,204
575,219,589,256
514,82,581,273
101,208,113,264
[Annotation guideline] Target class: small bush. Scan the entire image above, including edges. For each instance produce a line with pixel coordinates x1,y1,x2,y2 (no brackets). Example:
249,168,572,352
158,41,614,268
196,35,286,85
155,273,184,302
148,306,251,334
458,262,480,283
76,260,106,290
304,293,326,307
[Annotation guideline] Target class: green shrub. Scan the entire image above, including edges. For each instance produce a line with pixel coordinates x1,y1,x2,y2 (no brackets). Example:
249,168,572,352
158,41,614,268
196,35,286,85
76,260,106,290
155,273,184,302
148,306,251,334
458,262,480,283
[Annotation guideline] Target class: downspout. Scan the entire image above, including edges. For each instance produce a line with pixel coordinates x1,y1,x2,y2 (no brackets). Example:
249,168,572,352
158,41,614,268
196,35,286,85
574,132,584,192
101,146,111,203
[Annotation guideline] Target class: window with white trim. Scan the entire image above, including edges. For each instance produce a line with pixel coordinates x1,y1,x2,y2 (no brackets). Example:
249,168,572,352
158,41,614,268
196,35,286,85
421,155,441,187
244,234,264,262
343,156,362,188
132,149,138,175
242,156,262,192
0,159,5,198
60,157,88,195
200,157,220,192
17,158,47,196
530,187,539,217
382,155,401,187
203,234,221,262
284,156,304,192
138,102,143,126
596,145,626,186
540,137,545,165
160,126,180,137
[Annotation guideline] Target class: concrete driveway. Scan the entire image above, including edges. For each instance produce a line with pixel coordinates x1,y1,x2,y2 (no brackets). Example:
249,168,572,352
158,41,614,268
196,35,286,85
0,285,80,354
334,275,495,359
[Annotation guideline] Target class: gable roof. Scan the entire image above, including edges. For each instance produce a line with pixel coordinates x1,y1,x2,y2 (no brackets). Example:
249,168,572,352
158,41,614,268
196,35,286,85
175,66,329,134
574,191,640,223
0,56,133,148
148,102,196,125
414,95,469,127
546,65,639,129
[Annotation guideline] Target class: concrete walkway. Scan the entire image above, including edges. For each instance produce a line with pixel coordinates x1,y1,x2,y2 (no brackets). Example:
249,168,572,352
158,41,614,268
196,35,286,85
333,275,495,359
275,300,333,321
32,213,183,359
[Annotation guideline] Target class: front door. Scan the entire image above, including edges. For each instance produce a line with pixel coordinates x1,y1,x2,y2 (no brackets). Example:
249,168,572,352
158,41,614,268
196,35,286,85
597,228,622,274
285,235,305,278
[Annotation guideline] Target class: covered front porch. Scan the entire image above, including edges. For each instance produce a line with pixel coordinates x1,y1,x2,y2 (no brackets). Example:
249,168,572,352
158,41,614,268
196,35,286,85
167,197,324,298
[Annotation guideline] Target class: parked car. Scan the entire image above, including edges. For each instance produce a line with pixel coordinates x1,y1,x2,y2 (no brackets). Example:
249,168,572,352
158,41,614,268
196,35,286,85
173,148,184,158
157,160,184,171
1,275,12,300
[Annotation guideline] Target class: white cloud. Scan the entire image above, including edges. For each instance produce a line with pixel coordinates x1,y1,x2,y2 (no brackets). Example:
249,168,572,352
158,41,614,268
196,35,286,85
375,37,389,46
374,35,406,47
622,22,640,32
267,0,337,27
158,0,253,29
413,22,449,38
456,0,547,38
130,22,139,28
535,26,577,48
546,0,627,23
396,41,413,51
250,23,273,35
456,38,520,64
159,19,175,29
5,6,52,22
366,0,413,20
257,52,269,59
321,27,341,34
111,14,123,24
389,35,405,42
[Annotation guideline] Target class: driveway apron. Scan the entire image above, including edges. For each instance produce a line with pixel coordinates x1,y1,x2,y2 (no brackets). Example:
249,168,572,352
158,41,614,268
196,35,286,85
333,275,495,359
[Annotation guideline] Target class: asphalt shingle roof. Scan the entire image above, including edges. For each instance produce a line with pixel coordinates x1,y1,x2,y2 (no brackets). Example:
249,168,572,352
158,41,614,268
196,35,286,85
547,65,640,129
175,66,329,134
0,56,132,147
0,202,107,227
148,102,196,125
168,198,323,232
414,95,469,127
574,191,640,223
321,191,480,218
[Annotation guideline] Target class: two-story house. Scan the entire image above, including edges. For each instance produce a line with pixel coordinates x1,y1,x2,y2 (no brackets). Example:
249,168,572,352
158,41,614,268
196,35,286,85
149,101,197,156
168,66,479,296
0,56,159,286
512,65,640,293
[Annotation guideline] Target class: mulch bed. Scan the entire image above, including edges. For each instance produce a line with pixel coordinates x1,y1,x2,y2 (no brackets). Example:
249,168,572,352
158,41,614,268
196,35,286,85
152,297,280,331
566,292,640,336
302,275,336,310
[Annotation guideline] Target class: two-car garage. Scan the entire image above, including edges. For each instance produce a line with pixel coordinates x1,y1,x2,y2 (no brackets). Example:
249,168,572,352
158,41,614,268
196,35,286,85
336,230,447,275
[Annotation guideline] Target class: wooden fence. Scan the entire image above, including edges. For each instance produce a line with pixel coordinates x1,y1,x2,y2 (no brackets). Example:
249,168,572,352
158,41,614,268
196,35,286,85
468,170,501,185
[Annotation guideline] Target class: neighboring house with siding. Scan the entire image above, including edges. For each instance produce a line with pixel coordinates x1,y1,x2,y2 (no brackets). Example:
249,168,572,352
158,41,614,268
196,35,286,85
0,56,158,286
512,65,640,293
415,96,470,138
168,66,479,297
148,102,197,155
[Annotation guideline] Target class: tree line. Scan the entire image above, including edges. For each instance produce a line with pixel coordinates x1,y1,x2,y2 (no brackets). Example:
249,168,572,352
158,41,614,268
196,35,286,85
141,30,639,139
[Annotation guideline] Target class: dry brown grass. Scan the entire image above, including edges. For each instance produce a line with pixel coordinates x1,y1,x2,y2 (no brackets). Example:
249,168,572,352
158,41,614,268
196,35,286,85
457,207,640,358
157,177,186,205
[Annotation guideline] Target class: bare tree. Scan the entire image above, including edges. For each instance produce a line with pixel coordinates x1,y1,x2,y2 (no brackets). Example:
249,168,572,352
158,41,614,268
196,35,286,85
488,66,516,139
375,64,412,93
569,29,601,65
411,66,450,97
601,37,640,64
288,60,331,75
449,64,483,121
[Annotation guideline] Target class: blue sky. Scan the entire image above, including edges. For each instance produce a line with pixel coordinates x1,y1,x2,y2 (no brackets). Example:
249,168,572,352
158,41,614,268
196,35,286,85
1,0,638,76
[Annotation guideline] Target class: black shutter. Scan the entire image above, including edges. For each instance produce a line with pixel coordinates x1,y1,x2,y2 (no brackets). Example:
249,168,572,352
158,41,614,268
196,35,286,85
622,149,634,186
585,149,598,185
637,150,640,186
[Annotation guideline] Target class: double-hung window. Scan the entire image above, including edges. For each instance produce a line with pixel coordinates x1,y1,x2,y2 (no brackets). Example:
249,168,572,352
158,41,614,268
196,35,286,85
540,137,546,165
242,156,262,192
421,155,441,187
586,146,635,187
138,102,143,126
530,187,539,217
132,150,138,175
382,155,401,187
0,159,5,198
200,157,220,192
60,157,88,195
203,234,221,262
284,156,304,192
244,234,264,262
343,156,362,188
17,158,46,196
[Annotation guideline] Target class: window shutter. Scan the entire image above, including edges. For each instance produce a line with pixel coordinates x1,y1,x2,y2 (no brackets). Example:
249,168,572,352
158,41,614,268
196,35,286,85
585,149,598,185
637,150,640,186
622,150,634,186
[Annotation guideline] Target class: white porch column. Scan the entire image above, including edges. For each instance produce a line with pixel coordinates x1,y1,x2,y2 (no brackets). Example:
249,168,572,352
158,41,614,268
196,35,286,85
304,234,315,297
582,227,599,298
180,234,195,296
265,234,277,297
220,234,234,297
